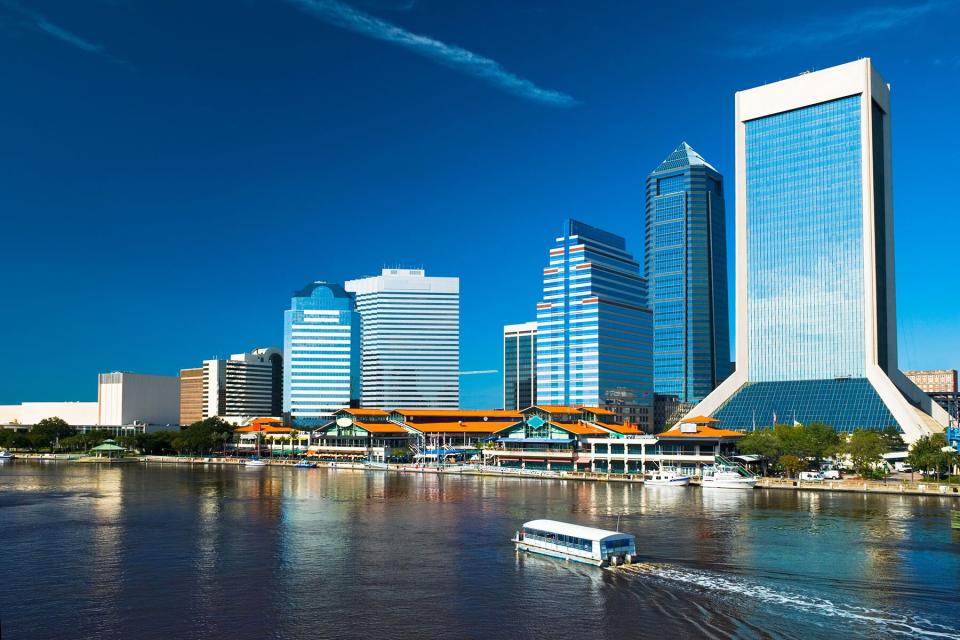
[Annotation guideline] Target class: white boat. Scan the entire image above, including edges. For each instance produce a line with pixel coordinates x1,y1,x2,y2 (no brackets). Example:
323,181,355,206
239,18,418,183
645,465,690,487
513,519,637,567
701,461,757,489
0,450,15,460
244,458,267,467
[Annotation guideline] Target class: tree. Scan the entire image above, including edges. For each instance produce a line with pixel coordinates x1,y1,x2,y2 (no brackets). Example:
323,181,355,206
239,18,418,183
736,430,781,476
805,422,841,464
845,429,890,479
0,429,31,450
879,426,906,452
172,417,234,455
29,417,76,451
908,434,958,479
779,454,804,478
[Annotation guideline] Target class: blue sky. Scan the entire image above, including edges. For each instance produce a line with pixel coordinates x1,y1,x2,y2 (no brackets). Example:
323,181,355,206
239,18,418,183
2,0,959,408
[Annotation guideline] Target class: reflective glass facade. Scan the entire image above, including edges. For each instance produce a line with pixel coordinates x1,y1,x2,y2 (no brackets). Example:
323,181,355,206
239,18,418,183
283,282,360,427
713,379,897,433
504,322,537,410
536,220,653,428
645,143,731,405
746,96,865,380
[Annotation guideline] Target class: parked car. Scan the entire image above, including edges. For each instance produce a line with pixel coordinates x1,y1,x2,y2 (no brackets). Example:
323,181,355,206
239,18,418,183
893,462,912,473
822,469,841,480
799,471,825,482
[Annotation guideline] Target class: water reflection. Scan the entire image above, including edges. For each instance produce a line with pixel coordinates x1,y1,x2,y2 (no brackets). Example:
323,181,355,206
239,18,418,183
0,463,958,640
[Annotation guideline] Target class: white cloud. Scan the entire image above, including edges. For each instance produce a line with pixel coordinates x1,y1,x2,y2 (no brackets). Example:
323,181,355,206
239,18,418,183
725,1,953,58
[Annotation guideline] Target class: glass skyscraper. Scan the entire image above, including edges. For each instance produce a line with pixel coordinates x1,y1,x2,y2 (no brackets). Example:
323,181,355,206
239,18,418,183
645,142,730,407
687,59,948,441
503,321,537,410
283,282,360,427
536,219,653,429
345,269,459,409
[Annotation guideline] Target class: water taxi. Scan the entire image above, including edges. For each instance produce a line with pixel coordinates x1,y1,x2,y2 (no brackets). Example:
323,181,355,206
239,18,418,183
513,519,637,567
645,465,690,487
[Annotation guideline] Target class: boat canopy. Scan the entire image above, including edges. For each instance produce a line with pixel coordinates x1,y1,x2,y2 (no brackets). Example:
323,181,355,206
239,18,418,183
521,519,633,543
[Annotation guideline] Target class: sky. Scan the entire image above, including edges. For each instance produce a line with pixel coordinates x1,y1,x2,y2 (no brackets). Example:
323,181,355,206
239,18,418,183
2,0,959,408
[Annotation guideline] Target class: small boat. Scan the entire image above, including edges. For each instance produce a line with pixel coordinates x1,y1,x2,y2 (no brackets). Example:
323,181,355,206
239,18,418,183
645,465,690,487
244,458,267,468
0,450,15,460
294,460,317,468
513,519,636,567
701,463,757,489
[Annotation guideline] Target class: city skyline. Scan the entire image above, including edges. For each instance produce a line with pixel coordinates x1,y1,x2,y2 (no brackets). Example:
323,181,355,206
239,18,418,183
3,1,960,409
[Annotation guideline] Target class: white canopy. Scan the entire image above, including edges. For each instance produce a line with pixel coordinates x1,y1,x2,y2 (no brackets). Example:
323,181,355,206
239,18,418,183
522,519,633,542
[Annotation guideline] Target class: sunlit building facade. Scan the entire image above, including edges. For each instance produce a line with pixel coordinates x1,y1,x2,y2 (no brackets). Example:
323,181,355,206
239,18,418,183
345,269,459,409
536,220,653,429
283,282,360,426
645,142,731,406
687,59,948,441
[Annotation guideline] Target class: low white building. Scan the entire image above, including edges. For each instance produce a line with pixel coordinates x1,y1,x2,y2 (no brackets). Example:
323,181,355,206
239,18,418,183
98,372,180,427
0,402,99,428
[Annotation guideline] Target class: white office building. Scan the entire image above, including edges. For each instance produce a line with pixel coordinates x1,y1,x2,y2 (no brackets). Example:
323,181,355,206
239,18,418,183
684,59,948,442
345,269,460,409
202,347,283,419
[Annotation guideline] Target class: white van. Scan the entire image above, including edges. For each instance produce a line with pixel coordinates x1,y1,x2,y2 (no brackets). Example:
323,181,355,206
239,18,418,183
799,471,825,482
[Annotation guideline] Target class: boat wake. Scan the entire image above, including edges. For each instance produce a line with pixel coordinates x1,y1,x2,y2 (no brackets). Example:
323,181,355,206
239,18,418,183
618,563,960,639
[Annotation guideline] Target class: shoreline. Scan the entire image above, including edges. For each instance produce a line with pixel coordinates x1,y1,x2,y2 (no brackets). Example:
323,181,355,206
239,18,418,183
7,453,960,498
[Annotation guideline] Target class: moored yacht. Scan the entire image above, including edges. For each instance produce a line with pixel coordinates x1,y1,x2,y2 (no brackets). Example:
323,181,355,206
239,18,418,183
645,465,690,487
701,456,757,489
513,519,636,567
0,450,15,460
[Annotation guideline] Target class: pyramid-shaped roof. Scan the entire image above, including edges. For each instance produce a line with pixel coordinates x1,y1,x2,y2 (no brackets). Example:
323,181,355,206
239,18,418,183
653,142,716,173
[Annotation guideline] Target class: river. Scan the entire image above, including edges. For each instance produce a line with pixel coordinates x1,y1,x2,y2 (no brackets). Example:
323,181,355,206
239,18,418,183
1,462,958,639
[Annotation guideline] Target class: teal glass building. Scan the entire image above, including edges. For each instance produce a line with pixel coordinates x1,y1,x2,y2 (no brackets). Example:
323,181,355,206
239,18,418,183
535,220,653,429
645,142,730,406
688,59,948,441
503,322,537,411
283,282,361,427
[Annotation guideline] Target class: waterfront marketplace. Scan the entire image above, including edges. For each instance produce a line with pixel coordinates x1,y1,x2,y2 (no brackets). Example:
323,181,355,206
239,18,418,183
0,461,958,640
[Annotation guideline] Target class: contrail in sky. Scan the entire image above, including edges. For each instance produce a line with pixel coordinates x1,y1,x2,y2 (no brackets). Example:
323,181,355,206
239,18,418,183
284,0,578,107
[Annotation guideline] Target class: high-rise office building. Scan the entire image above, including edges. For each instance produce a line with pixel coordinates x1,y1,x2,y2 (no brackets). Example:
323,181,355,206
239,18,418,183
201,348,283,419
645,142,730,408
345,269,459,409
503,322,537,410
536,219,653,429
283,282,360,426
179,367,204,424
687,59,948,441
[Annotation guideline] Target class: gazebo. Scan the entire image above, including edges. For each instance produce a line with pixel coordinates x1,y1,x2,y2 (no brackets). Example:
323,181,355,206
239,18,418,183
79,439,136,463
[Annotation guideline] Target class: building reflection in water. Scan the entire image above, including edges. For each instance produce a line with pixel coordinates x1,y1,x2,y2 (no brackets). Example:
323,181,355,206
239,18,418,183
86,467,124,637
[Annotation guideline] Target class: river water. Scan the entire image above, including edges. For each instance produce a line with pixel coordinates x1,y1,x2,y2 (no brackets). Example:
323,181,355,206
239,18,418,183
0,462,958,639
